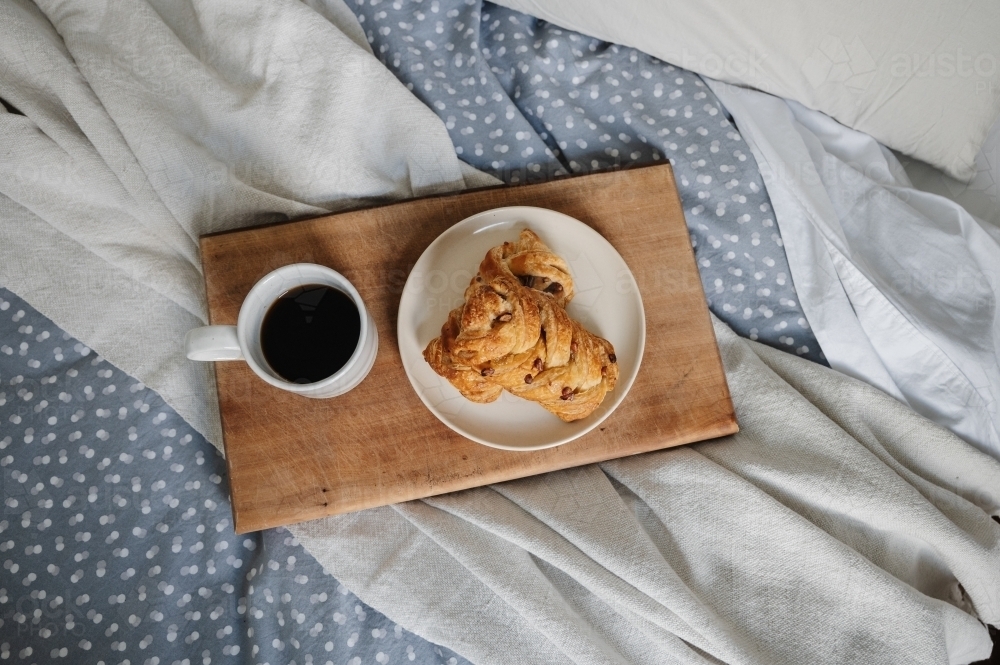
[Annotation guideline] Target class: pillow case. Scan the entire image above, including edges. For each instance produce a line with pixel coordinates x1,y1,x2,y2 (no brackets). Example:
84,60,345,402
493,0,1000,182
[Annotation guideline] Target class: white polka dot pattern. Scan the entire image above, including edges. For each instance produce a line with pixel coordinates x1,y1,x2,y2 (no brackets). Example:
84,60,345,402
0,288,469,665
351,0,824,363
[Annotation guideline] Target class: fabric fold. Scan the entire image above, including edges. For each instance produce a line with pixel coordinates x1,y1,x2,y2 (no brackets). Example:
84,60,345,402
0,0,484,447
4,2,1000,664
295,316,1000,665
709,80,1000,460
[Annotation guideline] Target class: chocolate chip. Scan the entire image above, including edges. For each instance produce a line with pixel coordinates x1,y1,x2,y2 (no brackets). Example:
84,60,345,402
533,358,543,371
609,353,617,363
524,374,533,384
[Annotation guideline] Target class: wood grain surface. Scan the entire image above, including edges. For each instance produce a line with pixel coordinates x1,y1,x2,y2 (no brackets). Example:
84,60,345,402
201,164,738,533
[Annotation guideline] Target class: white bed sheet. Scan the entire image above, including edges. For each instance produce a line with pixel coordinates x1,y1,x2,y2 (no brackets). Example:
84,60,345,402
896,118,1000,231
710,81,1000,460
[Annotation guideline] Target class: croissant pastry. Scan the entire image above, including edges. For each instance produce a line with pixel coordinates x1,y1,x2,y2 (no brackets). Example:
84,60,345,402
423,230,618,422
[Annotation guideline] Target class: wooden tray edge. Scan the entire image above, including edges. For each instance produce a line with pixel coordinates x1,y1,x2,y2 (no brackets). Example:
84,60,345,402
199,163,676,244
231,416,739,534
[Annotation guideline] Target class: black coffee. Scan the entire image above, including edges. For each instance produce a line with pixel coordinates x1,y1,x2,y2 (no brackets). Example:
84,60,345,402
260,284,361,384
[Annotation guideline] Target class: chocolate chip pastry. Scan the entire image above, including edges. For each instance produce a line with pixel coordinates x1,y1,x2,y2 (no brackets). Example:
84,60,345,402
423,229,619,422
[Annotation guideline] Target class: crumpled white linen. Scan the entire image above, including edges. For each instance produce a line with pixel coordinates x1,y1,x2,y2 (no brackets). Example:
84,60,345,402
1,2,999,664
0,0,493,449
897,117,1000,231
297,317,1000,665
708,81,1000,461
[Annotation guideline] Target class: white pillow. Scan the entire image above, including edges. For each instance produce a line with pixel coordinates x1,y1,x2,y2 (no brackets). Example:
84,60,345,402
493,0,1000,183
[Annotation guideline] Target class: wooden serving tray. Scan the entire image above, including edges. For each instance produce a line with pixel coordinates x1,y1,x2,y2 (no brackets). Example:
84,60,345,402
202,164,737,533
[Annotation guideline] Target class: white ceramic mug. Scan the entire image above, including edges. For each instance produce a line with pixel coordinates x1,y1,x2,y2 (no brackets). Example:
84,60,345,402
185,264,378,398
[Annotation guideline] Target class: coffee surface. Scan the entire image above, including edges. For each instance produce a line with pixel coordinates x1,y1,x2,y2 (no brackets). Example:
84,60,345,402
260,284,360,384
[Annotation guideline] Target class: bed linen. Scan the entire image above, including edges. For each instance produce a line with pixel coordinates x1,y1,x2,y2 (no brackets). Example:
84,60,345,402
488,0,1000,463
488,0,1000,183
0,288,470,665
709,82,1000,460
0,0,495,453
304,313,1000,665
0,1,824,660
897,116,1000,231
4,290,999,665
2,1,1000,664
347,0,824,364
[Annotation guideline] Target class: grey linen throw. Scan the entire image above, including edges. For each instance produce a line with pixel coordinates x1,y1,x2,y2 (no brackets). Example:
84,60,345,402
294,316,1000,665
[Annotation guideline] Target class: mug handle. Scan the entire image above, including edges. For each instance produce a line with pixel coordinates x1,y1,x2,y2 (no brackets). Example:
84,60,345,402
185,325,243,361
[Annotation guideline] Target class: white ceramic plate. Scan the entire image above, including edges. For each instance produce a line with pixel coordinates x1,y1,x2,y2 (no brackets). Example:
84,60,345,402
397,206,645,451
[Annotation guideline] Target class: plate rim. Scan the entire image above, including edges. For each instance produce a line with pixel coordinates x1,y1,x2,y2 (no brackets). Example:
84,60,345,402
396,205,646,451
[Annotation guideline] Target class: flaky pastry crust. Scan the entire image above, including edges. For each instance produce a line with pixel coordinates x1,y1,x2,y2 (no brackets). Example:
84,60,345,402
423,229,618,422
